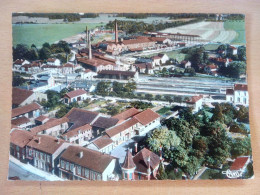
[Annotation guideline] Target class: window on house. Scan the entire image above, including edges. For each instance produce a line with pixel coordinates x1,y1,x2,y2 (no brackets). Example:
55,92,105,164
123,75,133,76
70,164,74,172
29,149,32,156
16,145,19,151
92,172,96,180
61,160,65,169
97,174,101,180
129,173,132,180
85,169,89,179
77,166,81,175
36,151,39,158
66,162,70,170
40,153,43,160
47,155,50,163
124,173,128,179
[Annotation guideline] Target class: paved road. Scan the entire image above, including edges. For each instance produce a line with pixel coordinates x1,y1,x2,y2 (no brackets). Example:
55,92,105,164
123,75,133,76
8,161,46,181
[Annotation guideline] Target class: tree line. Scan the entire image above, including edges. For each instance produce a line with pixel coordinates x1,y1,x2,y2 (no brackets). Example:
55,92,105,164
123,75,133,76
13,41,71,62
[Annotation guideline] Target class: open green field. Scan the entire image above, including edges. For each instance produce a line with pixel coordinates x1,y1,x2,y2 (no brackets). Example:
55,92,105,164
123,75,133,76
224,20,246,45
204,43,221,51
13,23,102,47
163,50,186,62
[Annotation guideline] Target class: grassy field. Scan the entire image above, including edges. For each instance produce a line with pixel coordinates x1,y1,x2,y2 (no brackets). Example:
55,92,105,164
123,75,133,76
224,20,246,45
199,169,220,180
13,23,102,47
163,50,186,62
157,107,171,115
204,43,221,51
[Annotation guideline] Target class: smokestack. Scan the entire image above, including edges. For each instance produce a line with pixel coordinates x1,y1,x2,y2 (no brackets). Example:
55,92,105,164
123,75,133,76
147,155,151,181
134,142,138,153
115,19,118,44
86,26,88,47
88,31,92,60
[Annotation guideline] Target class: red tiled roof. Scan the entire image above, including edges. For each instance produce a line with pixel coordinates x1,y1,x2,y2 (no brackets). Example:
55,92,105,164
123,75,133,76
105,118,138,138
93,135,113,149
134,63,153,70
84,69,92,73
30,117,69,135
226,89,234,95
98,70,136,77
12,103,41,118
234,84,248,91
230,157,249,170
12,88,33,106
64,89,87,99
65,108,99,130
148,37,167,42
27,135,65,154
92,117,119,129
63,63,74,68
13,59,26,65
62,124,92,138
42,65,61,69
113,108,140,121
133,148,160,174
77,57,116,68
133,109,160,126
10,130,34,148
122,38,156,45
11,116,30,126
35,115,49,122
122,149,136,169
186,95,203,104
60,145,115,173
129,47,143,52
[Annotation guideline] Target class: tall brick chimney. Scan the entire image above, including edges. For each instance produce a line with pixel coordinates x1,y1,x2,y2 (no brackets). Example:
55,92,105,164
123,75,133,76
115,19,118,44
86,26,88,48
88,30,92,60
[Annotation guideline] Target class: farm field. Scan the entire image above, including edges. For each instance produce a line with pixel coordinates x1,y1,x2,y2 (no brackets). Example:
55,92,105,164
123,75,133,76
160,21,238,44
12,23,102,47
224,20,245,45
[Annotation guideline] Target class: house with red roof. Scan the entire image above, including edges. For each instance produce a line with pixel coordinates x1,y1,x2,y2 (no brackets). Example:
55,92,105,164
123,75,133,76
63,89,87,104
230,156,251,177
121,148,161,180
30,117,69,137
87,135,114,154
59,145,117,181
227,45,238,55
105,108,160,147
10,130,34,162
226,84,248,106
26,135,70,174
186,95,203,113
13,59,30,70
61,124,93,145
11,102,41,120
46,58,61,66
204,64,219,76
151,53,169,66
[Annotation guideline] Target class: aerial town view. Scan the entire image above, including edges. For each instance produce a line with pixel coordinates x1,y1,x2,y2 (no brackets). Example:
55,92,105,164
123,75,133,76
9,13,253,181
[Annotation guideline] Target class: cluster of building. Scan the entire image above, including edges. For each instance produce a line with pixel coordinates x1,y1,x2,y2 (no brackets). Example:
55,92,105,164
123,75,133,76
10,86,162,181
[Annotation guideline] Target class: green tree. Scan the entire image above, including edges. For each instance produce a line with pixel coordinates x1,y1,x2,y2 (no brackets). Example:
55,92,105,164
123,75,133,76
13,44,29,61
145,94,153,102
211,104,224,123
230,137,252,158
237,46,246,61
39,47,51,60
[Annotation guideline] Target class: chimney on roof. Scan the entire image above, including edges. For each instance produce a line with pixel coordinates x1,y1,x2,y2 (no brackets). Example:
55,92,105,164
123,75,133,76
88,30,92,60
115,19,118,44
38,137,41,144
134,142,138,154
56,139,60,144
79,151,83,158
147,155,151,181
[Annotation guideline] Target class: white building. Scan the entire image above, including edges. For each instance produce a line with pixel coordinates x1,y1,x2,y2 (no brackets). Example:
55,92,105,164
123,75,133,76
47,58,61,66
186,95,203,113
226,84,248,106
151,53,169,66
63,89,88,104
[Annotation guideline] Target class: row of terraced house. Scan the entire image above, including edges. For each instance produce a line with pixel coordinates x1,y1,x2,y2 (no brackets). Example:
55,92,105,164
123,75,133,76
10,105,161,181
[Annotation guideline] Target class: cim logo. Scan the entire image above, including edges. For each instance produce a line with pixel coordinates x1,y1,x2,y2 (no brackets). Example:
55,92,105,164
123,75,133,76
222,169,243,179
